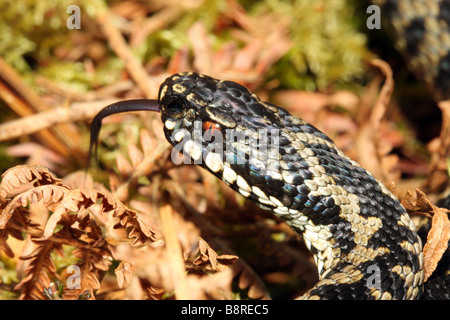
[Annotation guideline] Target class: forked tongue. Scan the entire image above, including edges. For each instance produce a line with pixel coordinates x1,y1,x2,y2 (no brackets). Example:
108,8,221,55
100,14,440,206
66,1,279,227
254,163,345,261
88,99,161,167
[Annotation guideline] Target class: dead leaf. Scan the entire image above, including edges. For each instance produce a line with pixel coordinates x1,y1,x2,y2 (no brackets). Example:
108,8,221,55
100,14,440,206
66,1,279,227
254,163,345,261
116,153,132,177
401,189,450,281
128,143,144,168
192,238,238,271
0,165,64,200
423,206,450,281
424,100,450,193
401,189,434,219
115,260,136,288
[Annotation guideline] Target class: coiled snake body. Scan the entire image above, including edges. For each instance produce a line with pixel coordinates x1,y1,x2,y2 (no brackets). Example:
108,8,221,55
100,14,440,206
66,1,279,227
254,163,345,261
375,0,450,101
90,72,428,299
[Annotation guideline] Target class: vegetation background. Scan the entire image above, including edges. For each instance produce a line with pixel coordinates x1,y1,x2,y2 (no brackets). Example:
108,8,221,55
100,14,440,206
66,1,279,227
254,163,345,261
0,0,448,300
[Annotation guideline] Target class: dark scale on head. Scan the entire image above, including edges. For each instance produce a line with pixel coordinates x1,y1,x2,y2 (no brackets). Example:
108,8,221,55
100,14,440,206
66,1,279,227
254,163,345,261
195,86,215,103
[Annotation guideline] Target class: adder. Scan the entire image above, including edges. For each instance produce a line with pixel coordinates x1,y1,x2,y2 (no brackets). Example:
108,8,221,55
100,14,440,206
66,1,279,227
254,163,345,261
88,1,450,299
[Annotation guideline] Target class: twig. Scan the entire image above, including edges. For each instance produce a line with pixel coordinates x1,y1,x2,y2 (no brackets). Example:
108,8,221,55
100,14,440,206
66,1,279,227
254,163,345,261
159,205,190,300
130,7,182,47
0,57,81,157
35,76,134,102
0,80,67,156
91,1,154,98
0,99,118,142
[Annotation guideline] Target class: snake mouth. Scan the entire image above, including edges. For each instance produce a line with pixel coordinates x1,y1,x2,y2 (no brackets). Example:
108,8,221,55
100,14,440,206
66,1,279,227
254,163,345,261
88,99,161,167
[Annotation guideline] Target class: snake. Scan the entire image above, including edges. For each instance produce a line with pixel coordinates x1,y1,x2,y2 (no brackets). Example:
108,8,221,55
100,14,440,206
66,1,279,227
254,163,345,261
87,2,450,300
90,72,438,300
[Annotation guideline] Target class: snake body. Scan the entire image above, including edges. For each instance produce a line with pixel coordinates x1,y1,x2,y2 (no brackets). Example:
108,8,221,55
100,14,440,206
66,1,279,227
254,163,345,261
87,0,450,300
375,0,450,101
155,72,425,299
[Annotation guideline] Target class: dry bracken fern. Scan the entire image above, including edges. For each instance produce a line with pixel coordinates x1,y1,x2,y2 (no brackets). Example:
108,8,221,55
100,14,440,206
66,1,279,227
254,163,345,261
0,162,268,300
0,165,158,299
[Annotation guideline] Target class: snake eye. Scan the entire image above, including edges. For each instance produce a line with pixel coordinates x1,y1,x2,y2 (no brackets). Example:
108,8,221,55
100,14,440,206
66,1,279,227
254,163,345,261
163,97,185,118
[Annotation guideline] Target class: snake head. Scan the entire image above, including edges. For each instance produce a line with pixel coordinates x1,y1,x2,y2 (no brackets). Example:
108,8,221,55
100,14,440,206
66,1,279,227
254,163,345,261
158,72,293,201
89,72,284,179
158,72,284,161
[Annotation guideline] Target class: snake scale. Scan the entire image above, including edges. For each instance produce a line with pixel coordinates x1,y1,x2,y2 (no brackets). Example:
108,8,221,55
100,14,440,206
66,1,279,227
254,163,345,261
88,2,450,300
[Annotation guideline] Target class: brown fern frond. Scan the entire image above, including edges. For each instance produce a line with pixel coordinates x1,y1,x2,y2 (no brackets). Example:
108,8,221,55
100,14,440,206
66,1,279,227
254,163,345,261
0,185,69,228
0,165,64,200
39,187,156,245
0,165,157,247
0,165,160,299
112,203,158,245
115,260,135,289
0,205,41,258
14,241,63,300
192,238,238,271
62,247,108,300
0,224,15,258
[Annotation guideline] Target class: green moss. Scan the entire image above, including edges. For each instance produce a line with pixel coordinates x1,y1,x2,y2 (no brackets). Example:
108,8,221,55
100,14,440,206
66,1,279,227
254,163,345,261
0,0,369,94
137,0,228,62
255,0,369,91
138,0,369,91
0,0,76,73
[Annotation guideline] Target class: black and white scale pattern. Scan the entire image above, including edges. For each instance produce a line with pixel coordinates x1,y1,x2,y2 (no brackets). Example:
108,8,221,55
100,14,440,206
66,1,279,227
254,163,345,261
158,72,424,300
374,0,450,101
